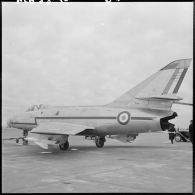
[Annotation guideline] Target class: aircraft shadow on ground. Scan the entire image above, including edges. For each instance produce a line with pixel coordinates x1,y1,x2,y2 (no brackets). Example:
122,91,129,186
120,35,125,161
3,141,170,158
23,144,169,157
70,145,167,150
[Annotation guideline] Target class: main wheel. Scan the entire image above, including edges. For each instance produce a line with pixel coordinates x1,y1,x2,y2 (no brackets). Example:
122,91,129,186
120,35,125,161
175,134,181,142
59,141,69,150
23,139,28,145
95,137,105,148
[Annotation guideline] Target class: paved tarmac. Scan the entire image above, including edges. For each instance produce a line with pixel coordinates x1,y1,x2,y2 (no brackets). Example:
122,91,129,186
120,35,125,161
2,128,193,193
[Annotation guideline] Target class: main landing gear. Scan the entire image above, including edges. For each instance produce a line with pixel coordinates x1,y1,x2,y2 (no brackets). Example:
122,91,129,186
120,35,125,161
95,136,106,148
22,129,28,145
16,130,29,145
58,136,106,150
59,141,69,151
85,136,106,148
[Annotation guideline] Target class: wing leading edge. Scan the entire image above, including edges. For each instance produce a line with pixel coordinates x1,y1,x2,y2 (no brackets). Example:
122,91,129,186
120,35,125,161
30,122,94,135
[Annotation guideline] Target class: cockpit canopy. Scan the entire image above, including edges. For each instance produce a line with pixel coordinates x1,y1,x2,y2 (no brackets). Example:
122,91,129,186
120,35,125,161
26,104,48,112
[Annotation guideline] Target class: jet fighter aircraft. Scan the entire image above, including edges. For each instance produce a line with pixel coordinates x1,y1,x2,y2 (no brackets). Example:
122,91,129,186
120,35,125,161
7,59,192,150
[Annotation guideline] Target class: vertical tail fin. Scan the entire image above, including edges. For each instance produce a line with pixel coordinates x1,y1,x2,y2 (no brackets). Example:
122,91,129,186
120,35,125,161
107,59,192,110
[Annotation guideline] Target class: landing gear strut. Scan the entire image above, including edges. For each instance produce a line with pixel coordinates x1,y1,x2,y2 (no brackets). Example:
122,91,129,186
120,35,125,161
59,141,69,151
22,130,28,145
95,136,106,148
16,138,19,143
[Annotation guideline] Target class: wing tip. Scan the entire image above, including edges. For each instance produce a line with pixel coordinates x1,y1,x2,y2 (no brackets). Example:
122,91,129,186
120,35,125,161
160,58,192,71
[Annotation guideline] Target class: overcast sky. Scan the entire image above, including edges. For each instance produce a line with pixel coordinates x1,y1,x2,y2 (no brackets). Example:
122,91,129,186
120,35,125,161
2,2,193,128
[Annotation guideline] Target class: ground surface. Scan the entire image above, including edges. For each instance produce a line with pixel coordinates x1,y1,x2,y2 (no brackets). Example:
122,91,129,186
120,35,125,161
2,128,193,193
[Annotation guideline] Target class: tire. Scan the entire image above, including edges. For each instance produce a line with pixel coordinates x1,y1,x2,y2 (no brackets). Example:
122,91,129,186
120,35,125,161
23,139,28,145
95,137,105,148
59,141,69,150
16,139,19,143
175,134,182,142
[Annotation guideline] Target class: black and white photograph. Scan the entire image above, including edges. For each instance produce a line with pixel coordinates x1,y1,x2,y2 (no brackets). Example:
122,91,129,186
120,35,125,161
2,1,193,193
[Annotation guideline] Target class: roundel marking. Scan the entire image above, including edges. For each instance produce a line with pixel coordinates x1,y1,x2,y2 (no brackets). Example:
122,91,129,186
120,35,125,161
117,111,131,125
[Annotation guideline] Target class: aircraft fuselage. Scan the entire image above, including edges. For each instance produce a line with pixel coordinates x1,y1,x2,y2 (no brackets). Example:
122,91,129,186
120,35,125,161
7,106,172,136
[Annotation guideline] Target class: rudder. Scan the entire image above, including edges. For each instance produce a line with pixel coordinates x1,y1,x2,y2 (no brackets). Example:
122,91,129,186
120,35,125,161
107,59,192,110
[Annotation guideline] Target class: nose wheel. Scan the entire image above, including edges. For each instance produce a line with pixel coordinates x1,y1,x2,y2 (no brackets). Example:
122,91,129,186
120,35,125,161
95,136,106,148
59,141,69,150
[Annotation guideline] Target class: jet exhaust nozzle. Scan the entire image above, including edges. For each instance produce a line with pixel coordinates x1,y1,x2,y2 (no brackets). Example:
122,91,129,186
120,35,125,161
160,112,178,131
